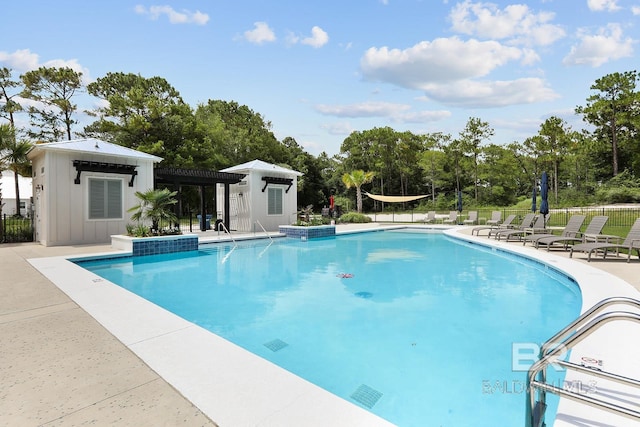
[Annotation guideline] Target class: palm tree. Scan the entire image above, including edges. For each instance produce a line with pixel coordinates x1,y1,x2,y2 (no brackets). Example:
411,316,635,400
128,188,178,233
342,170,375,214
0,124,32,216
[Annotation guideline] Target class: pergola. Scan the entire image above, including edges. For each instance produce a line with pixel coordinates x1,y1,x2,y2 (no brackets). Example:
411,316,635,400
154,167,245,231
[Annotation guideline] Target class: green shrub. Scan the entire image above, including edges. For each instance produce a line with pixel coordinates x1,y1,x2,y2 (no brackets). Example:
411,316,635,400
338,212,372,223
126,223,152,237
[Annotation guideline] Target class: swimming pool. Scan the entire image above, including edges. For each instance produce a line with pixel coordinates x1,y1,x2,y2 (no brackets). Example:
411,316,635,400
77,230,581,426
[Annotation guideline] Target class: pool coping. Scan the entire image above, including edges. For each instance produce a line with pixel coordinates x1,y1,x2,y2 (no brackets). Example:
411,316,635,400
26,225,640,426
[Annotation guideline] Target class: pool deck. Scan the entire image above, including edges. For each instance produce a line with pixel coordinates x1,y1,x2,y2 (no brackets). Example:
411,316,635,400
1,223,639,426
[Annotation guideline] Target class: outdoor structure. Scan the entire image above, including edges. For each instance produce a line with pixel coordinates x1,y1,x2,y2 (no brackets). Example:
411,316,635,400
0,170,33,216
27,138,162,246
217,160,302,232
154,167,246,232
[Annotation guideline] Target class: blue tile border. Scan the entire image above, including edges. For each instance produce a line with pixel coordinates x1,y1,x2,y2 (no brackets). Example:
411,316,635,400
131,235,198,256
278,225,336,239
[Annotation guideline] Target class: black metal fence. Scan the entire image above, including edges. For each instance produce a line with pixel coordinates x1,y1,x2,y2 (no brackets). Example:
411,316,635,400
370,207,640,233
1,214,34,243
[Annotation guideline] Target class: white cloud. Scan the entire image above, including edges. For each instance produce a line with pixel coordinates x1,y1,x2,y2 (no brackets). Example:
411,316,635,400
361,37,523,88
0,49,91,83
420,78,559,108
449,1,565,46
301,26,329,48
244,22,276,45
321,121,355,135
0,49,40,72
135,5,209,25
315,101,411,117
587,0,621,12
314,101,450,123
563,23,634,67
632,6,640,15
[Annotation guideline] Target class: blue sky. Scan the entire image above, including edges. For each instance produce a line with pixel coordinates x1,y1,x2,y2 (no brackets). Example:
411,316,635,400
2,0,639,156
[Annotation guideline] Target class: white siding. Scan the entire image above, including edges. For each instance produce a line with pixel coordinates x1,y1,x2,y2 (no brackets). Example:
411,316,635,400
33,150,156,246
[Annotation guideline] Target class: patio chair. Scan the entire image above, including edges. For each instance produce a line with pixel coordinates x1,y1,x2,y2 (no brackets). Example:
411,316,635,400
488,213,535,239
570,218,640,262
463,211,478,225
472,214,516,236
421,211,436,223
494,214,546,241
536,216,609,251
486,211,502,226
442,211,458,224
522,214,586,247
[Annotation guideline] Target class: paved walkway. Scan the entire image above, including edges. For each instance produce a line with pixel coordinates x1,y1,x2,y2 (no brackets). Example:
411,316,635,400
0,243,217,427
1,224,639,426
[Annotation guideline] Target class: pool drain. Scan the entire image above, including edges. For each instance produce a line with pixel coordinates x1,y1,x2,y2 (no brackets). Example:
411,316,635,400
350,384,383,408
263,338,288,352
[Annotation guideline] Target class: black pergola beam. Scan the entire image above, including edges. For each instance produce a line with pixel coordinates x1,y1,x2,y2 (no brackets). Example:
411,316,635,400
73,160,138,186
261,176,293,193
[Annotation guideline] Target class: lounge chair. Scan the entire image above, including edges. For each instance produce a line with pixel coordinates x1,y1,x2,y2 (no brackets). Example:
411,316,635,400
570,218,640,262
522,215,586,247
536,216,609,251
486,211,502,226
463,211,478,225
442,211,458,224
472,214,516,236
488,213,536,239
495,214,546,241
421,211,436,223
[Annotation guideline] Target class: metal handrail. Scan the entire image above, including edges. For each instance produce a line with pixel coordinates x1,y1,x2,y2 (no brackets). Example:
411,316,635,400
526,307,640,427
541,296,640,356
216,221,237,245
255,220,273,241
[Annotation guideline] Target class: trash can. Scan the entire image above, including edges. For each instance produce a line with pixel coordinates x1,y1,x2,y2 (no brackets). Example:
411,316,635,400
197,214,212,230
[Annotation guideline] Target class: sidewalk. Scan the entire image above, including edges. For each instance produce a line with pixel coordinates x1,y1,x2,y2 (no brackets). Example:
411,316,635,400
0,242,217,427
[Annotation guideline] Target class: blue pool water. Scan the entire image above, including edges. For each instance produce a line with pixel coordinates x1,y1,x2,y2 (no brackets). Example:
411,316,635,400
78,230,581,426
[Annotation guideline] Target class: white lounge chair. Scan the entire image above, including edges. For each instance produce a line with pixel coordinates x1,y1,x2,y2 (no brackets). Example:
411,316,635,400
421,211,436,223
463,211,478,225
442,211,458,224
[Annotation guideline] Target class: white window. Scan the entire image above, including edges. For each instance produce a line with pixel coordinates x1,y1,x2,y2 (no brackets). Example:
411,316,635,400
88,178,122,219
267,187,283,215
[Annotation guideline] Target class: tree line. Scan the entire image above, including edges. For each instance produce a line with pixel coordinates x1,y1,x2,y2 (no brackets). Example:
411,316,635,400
1,66,639,216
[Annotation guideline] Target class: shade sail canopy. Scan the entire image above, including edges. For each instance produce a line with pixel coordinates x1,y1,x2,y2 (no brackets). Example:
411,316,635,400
365,192,429,203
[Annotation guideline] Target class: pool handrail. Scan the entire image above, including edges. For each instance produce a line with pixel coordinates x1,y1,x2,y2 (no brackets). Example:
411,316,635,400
216,221,237,245
525,297,640,427
254,220,273,241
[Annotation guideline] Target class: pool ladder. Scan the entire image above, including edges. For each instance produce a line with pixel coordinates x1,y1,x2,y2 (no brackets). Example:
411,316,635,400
526,296,640,427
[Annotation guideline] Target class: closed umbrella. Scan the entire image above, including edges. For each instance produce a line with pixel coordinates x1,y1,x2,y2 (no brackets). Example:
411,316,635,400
531,186,537,212
457,191,463,213
540,171,549,224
